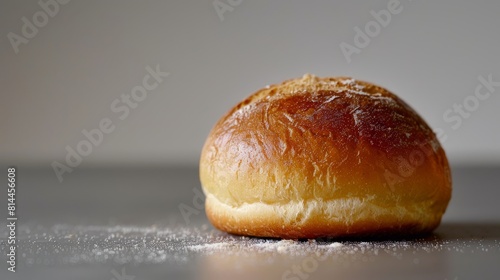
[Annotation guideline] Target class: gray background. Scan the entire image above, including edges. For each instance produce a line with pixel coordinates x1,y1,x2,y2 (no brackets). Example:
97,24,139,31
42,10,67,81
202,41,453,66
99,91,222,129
1,0,499,167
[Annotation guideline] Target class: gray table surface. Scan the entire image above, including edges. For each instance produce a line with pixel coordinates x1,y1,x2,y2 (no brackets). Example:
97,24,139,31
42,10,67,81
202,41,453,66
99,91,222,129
1,165,499,280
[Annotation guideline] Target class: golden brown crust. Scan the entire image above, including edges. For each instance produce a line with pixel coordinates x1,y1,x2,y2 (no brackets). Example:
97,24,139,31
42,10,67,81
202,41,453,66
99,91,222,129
200,74,452,239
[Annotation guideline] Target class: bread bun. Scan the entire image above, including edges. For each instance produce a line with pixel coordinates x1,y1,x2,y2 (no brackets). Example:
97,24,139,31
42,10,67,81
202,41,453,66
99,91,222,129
200,74,452,239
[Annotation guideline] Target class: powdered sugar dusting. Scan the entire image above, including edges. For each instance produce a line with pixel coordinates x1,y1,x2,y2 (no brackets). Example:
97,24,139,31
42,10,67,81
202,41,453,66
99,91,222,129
325,242,343,248
189,242,234,251
324,95,339,103
4,222,499,276
340,78,354,85
353,109,362,126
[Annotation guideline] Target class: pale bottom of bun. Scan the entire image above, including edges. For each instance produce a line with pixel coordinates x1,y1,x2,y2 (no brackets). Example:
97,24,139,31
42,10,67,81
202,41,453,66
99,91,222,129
205,194,442,239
